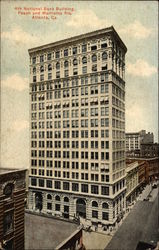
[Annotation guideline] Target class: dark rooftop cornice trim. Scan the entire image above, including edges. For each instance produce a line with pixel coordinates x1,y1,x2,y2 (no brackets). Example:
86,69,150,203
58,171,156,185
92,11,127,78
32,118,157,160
28,26,127,54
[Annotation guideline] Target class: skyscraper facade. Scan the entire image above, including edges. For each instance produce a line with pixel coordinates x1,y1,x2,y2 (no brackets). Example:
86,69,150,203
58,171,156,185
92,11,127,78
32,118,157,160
28,26,127,227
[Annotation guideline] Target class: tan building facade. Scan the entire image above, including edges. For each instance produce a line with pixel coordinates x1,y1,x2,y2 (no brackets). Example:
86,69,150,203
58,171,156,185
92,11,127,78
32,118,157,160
28,26,127,227
126,162,139,205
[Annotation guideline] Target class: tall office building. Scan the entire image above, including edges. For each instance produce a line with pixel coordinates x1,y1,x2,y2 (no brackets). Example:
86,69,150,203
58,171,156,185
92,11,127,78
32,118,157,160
28,26,127,228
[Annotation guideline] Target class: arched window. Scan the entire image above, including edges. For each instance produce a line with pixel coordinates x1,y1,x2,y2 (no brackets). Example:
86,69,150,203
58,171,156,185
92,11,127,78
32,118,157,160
33,67,36,74
40,66,44,72
55,195,60,201
82,57,87,64
56,62,60,70
64,197,69,202
73,58,78,66
48,64,52,71
92,54,97,62
64,60,69,68
47,194,52,200
102,52,107,60
92,201,98,207
3,183,14,197
102,202,109,209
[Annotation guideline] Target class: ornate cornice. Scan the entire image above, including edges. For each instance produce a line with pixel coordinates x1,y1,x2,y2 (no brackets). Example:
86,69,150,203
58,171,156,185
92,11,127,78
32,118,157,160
28,26,127,55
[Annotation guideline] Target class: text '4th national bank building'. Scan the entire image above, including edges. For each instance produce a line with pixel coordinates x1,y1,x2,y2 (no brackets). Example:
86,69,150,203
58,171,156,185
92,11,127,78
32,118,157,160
28,26,127,228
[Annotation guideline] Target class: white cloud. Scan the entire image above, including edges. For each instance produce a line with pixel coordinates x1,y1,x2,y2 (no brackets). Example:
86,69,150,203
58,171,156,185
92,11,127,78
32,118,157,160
2,74,28,91
127,59,157,77
66,9,109,29
1,26,38,45
12,120,29,132
119,20,152,39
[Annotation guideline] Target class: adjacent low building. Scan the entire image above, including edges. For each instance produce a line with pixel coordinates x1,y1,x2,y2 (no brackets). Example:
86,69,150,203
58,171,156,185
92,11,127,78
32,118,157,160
126,161,139,206
126,157,159,184
0,168,27,250
25,211,84,250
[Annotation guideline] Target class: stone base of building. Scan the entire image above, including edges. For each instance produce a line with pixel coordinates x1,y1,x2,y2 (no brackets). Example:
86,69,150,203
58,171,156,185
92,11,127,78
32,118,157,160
27,188,126,230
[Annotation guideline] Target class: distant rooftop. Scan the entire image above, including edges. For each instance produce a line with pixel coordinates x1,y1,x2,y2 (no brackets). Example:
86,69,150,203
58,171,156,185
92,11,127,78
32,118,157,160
25,212,79,249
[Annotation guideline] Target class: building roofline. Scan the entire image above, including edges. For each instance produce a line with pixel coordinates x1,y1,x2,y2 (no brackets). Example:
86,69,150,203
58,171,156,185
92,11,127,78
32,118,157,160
28,26,127,54
0,168,27,175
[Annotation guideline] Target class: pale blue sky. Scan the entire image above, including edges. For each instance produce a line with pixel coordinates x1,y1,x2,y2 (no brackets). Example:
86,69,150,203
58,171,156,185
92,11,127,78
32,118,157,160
1,1,158,168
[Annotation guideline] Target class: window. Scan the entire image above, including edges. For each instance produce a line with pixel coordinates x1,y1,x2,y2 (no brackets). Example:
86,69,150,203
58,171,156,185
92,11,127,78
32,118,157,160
102,52,107,60
55,204,60,211
92,201,98,207
39,179,44,187
102,64,107,71
92,65,97,72
47,53,51,60
55,195,60,201
48,73,52,80
90,85,98,94
40,74,44,81
64,197,69,202
101,83,108,93
56,51,60,58
31,178,37,186
46,180,52,188
40,65,44,72
91,45,97,51
47,203,52,210
55,181,61,189
64,49,68,57
33,67,36,74
82,56,87,64
47,194,52,199
3,212,13,234
63,182,69,190
32,57,36,64
64,60,69,68
91,185,98,194
101,186,109,195
73,58,78,66
100,73,108,82
102,212,109,220
82,44,87,53
101,43,107,48
64,70,69,77
72,183,79,192
73,68,78,76
101,107,109,116
81,184,88,193
102,202,109,209
92,210,98,218
48,64,52,71
73,47,77,55
82,66,87,74
92,54,97,62
40,55,44,62
56,71,60,78
3,183,13,197
56,62,60,70
101,118,109,127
